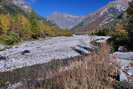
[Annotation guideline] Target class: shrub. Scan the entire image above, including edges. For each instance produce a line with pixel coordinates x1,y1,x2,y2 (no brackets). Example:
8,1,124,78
114,82,131,89
108,25,128,51
91,29,111,36
0,32,21,45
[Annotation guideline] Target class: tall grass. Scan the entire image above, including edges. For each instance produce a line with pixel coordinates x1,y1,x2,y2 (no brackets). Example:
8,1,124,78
51,44,118,89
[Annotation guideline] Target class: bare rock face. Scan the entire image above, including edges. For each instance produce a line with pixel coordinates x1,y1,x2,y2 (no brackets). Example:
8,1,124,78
11,0,32,12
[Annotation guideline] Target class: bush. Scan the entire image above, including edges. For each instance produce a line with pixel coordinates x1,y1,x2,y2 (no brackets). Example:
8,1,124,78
0,32,21,45
91,29,111,36
114,82,131,89
108,25,128,51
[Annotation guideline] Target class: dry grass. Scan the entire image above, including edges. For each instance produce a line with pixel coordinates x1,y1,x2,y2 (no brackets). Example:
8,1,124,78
41,44,119,89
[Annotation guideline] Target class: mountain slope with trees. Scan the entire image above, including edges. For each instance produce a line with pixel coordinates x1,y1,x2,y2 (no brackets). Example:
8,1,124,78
72,0,130,33
0,0,72,45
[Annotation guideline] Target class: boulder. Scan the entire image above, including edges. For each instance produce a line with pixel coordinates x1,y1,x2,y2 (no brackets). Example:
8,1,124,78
21,50,30,55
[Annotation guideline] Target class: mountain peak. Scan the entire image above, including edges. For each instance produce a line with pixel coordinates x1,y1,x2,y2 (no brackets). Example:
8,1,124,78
52,12,80,18
48,12,85,29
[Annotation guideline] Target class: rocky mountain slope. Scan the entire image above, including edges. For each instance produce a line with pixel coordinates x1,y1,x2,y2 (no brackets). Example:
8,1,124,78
72,0,131,32
48,12,85,29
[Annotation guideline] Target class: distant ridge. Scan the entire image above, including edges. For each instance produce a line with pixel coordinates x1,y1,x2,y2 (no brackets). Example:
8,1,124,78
48,12,85,29
72,0,131,32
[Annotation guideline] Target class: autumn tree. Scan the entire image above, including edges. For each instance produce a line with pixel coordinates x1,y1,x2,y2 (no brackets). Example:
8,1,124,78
16,15,32,39
0,14,12,34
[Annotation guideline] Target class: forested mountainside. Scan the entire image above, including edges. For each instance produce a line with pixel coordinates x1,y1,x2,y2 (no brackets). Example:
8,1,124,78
72,0,131,32
0,0,72,45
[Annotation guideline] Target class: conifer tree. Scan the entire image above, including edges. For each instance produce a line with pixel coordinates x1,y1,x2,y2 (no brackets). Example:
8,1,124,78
126,0,133,49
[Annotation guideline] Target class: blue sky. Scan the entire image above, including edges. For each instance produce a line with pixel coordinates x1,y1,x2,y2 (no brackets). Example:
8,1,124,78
27,0,115,17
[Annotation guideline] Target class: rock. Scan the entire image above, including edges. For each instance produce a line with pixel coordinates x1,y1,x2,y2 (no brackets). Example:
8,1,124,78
113,52,133,60
21,50,30,55
77,45,94,52
118,46,127,52
71,46,89,56
0,44,6,50
120,70,128,81
0,55,7,60
8,82,23,89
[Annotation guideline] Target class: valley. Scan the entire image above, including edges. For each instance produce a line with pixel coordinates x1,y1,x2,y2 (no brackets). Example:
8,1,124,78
0,0,133,89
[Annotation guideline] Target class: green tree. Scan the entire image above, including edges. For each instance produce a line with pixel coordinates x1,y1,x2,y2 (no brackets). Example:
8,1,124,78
29,12,41,38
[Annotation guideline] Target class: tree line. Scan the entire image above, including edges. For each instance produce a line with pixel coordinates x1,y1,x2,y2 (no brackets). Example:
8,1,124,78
0,14,72,45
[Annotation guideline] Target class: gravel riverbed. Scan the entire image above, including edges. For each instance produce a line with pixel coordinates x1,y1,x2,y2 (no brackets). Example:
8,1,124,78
0,35,110,72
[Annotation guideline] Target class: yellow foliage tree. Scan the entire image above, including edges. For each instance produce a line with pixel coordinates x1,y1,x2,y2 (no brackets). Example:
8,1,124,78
0,14,12,34
16,15,32,39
